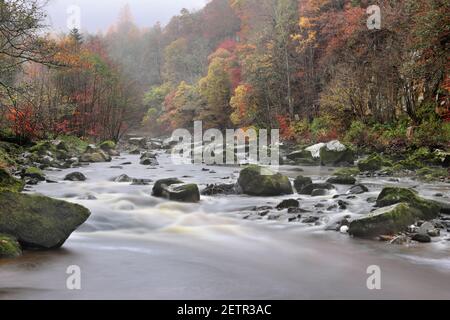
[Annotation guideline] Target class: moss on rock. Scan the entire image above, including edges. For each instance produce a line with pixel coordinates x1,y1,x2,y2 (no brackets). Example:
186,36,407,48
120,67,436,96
0,168,24,192
376,187,441,220
238,165,293,196
327,176,356,185
0,233,22,258
334,167,360,177
0,192,91,249
358,154,392,172
24,167,45,181
349,203,420,238
319,141,355,166
99,140,117,152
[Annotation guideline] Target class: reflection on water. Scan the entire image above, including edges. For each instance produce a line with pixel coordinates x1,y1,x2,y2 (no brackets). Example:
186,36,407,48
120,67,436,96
1,153,449,299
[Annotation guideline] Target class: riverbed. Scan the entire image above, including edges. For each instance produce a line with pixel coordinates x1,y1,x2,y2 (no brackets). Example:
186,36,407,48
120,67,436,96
1,152,449,299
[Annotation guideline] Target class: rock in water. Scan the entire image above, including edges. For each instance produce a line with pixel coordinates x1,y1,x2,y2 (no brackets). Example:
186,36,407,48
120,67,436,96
299,183,335,195
64,172,87,182
202,184,237,196
238,165,293,196
0,192,91,249
152,178,184,197
412,234,431,243
0,233,22,258
294,176,313,193
276,199,300,210
376,187,440,220
327,176,356,185
113,174,133,183
23,167,45,181
348,184,369,195
349,203,420,238
162,184,201,203
79,145,112,163
358,154,392,172
0,168,24,192
319,141,355,166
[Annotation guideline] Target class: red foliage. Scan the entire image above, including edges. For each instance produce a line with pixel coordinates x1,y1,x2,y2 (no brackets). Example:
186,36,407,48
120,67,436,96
217,39,237,52
6,106,41,140
276,115,295,141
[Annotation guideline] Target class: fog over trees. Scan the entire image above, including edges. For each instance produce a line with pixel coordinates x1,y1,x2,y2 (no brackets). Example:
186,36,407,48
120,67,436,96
0,0,448,152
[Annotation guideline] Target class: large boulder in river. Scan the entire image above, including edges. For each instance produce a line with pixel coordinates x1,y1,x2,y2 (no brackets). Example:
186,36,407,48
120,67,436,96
348,188,441,238
287,149,320,165
238,165,293,196
319,141,355,166
0,192,91,249
287,141,354,166
294,176,313,193
162,184,201,203
349,203,421,238
0,168,24,192
79,145,112,163
376,187,440,220
299,183,336,196
152,178,184,197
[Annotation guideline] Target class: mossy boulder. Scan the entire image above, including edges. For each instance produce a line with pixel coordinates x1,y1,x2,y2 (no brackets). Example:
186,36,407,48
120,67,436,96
99,140,116,152
358,154,392,172
162,183,201,203
79,146,112,163
23,167,45,181
327,176,356,185
349,203,421,238
30,141,55,156
238,165,293,196
99,140,120,156
287,150,318,165
0,192,91,249
376,187,441,220
0,233,22,258
152,178,184,197
0,168,24,192
294,176,313,193
319,141,355,166
57,135,89,154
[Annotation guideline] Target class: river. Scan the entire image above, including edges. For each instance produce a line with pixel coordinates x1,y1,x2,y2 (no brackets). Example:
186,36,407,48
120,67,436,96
1,152,449,299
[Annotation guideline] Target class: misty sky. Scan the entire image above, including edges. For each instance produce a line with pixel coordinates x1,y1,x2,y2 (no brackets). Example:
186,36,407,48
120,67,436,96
45,0,207,33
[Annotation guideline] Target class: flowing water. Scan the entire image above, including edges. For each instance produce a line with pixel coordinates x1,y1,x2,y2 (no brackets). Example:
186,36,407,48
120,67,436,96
1,152,450,299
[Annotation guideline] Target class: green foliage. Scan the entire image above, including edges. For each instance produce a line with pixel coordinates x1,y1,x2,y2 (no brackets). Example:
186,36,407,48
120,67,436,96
57,136,90,154
310,115,334,141
416,167,449,181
